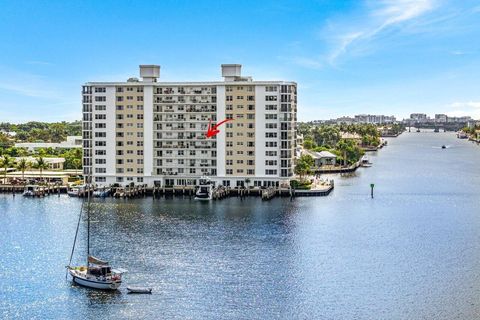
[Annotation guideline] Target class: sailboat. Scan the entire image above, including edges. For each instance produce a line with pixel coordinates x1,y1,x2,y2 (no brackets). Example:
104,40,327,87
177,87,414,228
67,179,126,290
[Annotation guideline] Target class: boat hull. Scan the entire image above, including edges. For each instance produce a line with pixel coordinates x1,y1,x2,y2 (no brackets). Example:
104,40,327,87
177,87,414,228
70,271,121,290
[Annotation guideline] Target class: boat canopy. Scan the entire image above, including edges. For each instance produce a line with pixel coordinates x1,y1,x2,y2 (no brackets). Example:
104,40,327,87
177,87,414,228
88,255,109,265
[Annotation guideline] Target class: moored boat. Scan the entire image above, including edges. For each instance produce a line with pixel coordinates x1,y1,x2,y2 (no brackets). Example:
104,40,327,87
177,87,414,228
22,185,38,197
67,179,126,290
194,177,214,200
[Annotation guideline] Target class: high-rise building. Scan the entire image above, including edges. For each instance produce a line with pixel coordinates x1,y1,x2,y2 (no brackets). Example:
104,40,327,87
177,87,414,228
82,64,297,188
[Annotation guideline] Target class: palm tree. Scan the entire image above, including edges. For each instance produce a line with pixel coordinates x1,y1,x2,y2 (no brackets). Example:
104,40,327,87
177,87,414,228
244,178,251,189
0,155,15,184
16,158,30,183
34,156,49,183
336,140,349,166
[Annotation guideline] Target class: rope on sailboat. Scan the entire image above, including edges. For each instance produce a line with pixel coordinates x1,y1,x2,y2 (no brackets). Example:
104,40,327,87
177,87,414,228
66,196,85,280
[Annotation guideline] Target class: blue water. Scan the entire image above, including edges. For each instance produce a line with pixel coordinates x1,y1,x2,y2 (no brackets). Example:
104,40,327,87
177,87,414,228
1,131,480,319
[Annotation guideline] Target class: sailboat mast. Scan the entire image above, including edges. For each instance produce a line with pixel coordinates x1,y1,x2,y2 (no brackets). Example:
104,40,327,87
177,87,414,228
86,175,92,266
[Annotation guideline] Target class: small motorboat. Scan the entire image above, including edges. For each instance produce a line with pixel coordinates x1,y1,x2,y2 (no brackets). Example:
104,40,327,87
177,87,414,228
361,156,373,167
67,185,85,197
93,188,110,197
127,286,153,294
22,185,38,197
441,145,446,149
194,177,213,201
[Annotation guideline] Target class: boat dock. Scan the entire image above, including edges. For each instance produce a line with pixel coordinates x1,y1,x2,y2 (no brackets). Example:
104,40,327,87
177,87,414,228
0,182,335,200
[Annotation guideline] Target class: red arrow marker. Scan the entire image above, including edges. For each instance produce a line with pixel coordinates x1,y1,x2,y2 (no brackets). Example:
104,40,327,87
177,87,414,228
205,118,233,138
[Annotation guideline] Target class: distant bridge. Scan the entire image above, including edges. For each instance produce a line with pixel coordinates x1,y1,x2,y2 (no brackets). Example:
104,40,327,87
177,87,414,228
403,122,467,132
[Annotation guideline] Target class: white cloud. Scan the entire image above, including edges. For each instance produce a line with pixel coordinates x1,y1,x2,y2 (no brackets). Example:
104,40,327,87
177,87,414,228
450,101,480,109
446,101,480,119
325,0,437,64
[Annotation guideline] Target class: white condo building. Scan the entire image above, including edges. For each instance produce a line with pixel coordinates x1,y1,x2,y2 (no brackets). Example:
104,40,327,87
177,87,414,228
82,64,297,188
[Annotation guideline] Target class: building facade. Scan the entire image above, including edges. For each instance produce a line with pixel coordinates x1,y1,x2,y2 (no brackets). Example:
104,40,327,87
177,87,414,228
82,64,297,188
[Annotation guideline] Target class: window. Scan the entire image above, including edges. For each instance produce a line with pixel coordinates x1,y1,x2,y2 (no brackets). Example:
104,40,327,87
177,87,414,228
95,114,106,120
137,105,144,110
95,141,106,147
137,96,143,102
247,169,255,175
226,141,233,147
137,114,144,120
116,96,123,102
265,142,277,147
226,169,233,175
95,123,106,129
236,96,244,100
265,169,277,175
226,160,233,165
266,123,277,129
265,132,277,138
226,104,233,110
95,159,106,164
95,177,106,182
95,150,106,155
265,86,277,92
95,168,107,173
247,96,254,101
95,96,106,102
226,96,233,101
266,105,277,111
266,151,277,156
95,105,106,111
265,96,277,101
265,114,277,120
95,87,106,93
265,160,277,166
95,132,106,138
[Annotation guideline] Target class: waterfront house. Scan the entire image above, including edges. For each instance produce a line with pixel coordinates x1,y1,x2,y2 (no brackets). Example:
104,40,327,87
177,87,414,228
302,150,337,167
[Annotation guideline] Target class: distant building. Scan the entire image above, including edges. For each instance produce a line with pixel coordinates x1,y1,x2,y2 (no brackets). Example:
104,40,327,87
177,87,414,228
15,136,82,152
0,130,17,137
335,116,355,124
14,157,66,170
410,113,428,122
435,114,447,123
447,116,472,123
354,114,396,124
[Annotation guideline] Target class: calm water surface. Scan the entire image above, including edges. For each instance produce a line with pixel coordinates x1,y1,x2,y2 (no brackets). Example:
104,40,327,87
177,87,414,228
1,132,480,319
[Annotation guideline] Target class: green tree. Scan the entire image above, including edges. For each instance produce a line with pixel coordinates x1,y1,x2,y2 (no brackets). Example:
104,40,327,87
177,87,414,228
295,155,314,181
303,139,316,150
16,158,30,182
34,156,49,182
0,155,15,184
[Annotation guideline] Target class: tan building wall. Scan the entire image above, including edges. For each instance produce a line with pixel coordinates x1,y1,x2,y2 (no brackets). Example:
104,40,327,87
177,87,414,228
225,85,255,176
115,86,145,181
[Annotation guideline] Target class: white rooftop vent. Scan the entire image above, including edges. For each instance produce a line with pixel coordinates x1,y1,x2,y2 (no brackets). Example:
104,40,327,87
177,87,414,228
139,65,160,82
221,64,252,82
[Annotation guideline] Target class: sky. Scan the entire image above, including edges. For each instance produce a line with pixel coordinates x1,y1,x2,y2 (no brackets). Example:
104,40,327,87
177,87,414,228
0,0,479,122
